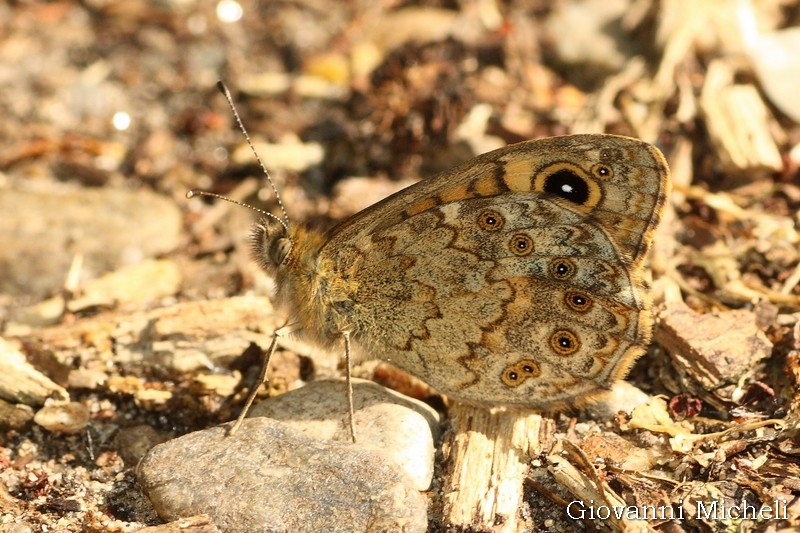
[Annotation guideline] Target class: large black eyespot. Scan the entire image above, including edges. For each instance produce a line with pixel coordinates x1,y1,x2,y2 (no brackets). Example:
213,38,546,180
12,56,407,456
478,209,504,231
544,169,590,205
549,258,576,280
550,329,580,355
510,234,534,256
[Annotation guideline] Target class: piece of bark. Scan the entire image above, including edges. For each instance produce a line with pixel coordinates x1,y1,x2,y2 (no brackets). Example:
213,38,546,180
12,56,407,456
655,303,773,408
439,403,552,531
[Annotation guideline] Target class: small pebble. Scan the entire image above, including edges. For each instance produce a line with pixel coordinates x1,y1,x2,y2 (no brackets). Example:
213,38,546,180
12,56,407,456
585,381,650,419
67,368,108,390
33,402,90,433
2,522,35,533
0,398,34,430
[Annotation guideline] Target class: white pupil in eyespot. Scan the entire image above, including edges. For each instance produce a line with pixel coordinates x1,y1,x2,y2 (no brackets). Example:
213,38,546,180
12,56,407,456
561,184,573,193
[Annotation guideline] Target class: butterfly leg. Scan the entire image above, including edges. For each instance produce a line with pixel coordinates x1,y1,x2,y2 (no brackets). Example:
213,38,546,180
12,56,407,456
228,324,295,436
343,331,356,443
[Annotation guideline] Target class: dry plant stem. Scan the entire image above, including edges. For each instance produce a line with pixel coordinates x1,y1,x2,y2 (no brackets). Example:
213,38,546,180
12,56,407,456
343,331,356,443
441,403,544,531
228,326,289,436
547,453,631,532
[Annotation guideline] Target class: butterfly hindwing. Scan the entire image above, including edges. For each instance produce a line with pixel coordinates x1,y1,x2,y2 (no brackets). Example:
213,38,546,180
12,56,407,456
312,134,669,408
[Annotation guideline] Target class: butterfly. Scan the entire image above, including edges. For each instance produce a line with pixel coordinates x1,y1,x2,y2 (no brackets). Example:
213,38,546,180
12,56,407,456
191,85,670,439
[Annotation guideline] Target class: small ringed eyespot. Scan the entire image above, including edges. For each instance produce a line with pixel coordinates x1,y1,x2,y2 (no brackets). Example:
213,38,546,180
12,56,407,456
600,147,624,162
565,291,592,312
510,234,533,256
592,163,613,179
478,209,504,231
550,258,576,280
550,329,580,355
501,359,540,387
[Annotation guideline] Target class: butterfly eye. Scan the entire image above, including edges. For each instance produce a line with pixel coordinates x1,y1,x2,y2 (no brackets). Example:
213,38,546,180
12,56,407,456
565,291,592,313
478,210,504,231
592,163,613,179
510,234,533,256
271,237,293,266
549,258,576,280
550,329,580,355
251,220,292,270
544,169,590,205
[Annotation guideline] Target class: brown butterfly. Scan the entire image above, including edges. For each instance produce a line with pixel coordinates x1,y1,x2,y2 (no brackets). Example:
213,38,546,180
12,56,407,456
192,84,670,439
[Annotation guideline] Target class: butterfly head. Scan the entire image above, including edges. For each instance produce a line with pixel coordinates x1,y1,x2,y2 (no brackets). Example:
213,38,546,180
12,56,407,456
186,189,293,272
251,217,293,272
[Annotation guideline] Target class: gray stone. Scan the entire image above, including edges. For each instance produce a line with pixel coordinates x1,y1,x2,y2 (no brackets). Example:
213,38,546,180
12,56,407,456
118,424,170,467
137,418,427,533
0,187,182,300
249,379,440,490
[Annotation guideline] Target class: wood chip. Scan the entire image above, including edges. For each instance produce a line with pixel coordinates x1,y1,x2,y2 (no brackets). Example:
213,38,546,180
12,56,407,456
700,59,782,177
0,337,69,406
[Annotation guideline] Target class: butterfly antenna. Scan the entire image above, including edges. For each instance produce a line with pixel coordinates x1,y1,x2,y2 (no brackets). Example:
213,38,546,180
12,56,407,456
216,80,290,226
186,189,289,231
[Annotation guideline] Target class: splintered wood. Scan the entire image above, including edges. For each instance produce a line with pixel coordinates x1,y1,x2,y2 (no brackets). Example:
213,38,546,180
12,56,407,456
439,403,550,531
